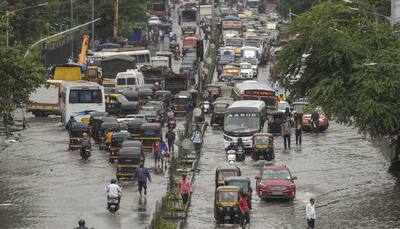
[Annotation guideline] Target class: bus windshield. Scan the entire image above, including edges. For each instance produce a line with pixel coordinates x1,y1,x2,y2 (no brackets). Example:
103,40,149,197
69,89,102,103
224,113,260,133
182,11,196,22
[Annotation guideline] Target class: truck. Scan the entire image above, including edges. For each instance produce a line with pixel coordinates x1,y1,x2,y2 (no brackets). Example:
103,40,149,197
165,73,189,95
199,5,213,23
101,55,136,87
28,80,62,117
140,65,169,88
180,6,198,34
52,64,83,81
151,0,169,18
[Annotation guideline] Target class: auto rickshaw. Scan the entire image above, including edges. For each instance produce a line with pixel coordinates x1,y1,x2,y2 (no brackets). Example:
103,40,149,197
121,140,144,162
98,121,120,150
122,90,139,102
154,90,172,107
139,123,162,153
268,111,285,135
182,36,198,48
215,166,241,188
206,84,222,99
145,101,166,124
138,87,154,105
116,147,141,180
119,101,139,117
171,91,192,115
224,176,253,209
214,185,241,224
251,133,274,161
127,118,147,140
88,111,107,142
210,102,229,125
105,93,128,116
109,131,131,163
69,122,90,151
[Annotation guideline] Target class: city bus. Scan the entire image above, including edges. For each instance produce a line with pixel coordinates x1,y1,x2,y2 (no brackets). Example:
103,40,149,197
92,49,151,68
60,81,106,125
232,81,277,114
223,100,267,149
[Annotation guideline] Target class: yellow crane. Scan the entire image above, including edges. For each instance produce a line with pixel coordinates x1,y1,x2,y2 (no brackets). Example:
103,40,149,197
78,34,90,65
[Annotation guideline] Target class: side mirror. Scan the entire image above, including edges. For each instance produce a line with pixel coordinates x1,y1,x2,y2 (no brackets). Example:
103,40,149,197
255,176,260,180
292,176,297,180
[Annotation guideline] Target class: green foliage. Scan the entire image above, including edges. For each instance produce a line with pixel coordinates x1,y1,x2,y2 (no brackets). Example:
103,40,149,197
277,2,400,137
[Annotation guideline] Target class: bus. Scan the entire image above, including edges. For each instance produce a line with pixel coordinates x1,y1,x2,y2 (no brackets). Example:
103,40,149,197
60,81,106,125
232,81,277,113
223,100,267,149
92,49,151,68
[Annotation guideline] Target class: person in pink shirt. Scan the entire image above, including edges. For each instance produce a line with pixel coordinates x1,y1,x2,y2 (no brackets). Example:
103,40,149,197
177,174,192,208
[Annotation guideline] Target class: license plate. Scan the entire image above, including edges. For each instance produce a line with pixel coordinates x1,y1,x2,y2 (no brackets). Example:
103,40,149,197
271,192,283,195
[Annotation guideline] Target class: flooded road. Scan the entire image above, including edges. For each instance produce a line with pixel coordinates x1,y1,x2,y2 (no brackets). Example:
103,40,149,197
0,118,168,228
186,66,400,229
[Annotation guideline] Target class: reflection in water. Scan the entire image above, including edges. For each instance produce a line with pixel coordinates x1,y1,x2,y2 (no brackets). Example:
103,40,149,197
138,197,147,212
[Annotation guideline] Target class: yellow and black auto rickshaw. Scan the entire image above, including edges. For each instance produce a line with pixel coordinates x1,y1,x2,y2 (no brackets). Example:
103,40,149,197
224,176,252,209
69,122,90,151
98,121,120,150
171,91,192,115
251,133,274,161
105,93,128,116
127,118,147,140
109,131,131,163
206,84,222,99
210,101,229,125
119,101,139,117
139,123,162,153
121,140,145,162
214,185,241,224
215,166,241,188
116,147,141,180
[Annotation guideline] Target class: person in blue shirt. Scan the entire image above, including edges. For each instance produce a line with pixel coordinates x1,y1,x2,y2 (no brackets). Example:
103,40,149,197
134,163,151,196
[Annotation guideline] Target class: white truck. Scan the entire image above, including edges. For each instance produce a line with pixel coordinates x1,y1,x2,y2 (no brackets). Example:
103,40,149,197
199,5,213,23
28,80,62,117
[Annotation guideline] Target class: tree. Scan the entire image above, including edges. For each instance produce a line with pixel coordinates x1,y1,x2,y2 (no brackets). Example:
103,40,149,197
0,45,46,135
277,2,400,140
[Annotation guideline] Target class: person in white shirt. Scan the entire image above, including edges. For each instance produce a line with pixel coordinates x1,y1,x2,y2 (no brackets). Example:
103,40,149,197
306,198,316,229
106,179,122,209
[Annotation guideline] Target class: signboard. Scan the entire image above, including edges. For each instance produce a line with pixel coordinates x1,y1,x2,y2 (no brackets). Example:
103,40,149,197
244,90,275,96
227,113,257,118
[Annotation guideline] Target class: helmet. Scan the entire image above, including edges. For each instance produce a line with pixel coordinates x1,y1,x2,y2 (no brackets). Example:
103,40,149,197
78,219,85,226
111,179,117,184
230,141,235,146
155,82,159,86
70,115,74,119
82,133,88,137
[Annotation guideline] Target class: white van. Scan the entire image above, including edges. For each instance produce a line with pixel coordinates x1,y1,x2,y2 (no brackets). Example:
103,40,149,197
115,69,145,90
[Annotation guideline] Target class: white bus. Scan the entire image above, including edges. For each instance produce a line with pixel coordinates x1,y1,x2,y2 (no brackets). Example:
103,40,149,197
223,100,267,149
60,81,105,125
92,49,151,68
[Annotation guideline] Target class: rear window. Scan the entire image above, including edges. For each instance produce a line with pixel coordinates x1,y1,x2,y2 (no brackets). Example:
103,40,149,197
126,78,136,85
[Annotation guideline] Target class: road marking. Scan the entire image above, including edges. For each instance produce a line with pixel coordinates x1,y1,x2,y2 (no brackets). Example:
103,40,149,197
0,203,13,206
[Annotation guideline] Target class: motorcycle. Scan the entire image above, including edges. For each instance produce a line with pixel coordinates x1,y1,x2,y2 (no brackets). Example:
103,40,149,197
227,150,237,163
203,101,210,114
80,146,91,161
170,33,177,42
107,197,120,214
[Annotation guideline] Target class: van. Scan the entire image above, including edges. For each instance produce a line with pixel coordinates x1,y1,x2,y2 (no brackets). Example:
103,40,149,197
115,69,144,90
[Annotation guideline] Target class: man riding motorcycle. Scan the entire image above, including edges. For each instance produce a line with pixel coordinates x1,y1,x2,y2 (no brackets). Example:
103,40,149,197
236,138,245,151
226,141,238,151
80,133,91,159
106,179,122,210
74,219,88,229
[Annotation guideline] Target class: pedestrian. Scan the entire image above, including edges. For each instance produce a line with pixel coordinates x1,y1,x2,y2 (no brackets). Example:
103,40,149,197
294,113,302,146
281,119,292,150
306,198,316,229
74,219,88,229
311,110,320,133
239,192,250,228
166,128,176,152
159,140,168,168
134,163,151,196
152,141,161,168
177,174,192,209
191,125,203,154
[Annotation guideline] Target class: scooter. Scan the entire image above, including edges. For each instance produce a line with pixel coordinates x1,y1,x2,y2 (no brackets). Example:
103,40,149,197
107,197,120,214
203,101,211,114
80,147,91,161
227,150,237,163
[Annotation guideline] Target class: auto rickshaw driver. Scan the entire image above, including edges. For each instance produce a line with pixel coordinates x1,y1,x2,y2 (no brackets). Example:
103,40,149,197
105,129,114,148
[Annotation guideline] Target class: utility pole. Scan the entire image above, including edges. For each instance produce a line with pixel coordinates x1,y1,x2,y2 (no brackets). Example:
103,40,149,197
113,0,119,40
91,0,95,49
289,6,292,24
71,0,74,59
6,11,9,47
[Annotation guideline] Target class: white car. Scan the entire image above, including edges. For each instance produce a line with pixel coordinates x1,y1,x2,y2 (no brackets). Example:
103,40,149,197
240,62,254,79
148,16,161,25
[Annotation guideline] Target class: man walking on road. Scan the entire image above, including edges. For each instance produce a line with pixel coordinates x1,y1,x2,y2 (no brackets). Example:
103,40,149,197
166,128,176,153
191,125,203,154
306,198,316,229
135,164,151,196
239,192,250,228
177,174,192,209
281,119,292,150
294,113,302,146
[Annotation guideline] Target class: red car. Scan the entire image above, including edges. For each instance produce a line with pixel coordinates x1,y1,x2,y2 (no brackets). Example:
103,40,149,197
255,165,297,200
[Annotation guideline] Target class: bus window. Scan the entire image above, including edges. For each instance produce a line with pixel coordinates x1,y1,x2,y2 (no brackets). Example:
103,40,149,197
69,90,103,103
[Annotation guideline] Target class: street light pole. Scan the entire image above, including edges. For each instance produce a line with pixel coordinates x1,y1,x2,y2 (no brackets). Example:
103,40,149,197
91,0,95,49
71,0,74,58
5,2,48,47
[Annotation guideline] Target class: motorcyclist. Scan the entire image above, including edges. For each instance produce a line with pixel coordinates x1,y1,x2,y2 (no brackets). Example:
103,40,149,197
106,179,122,210
175,47,180,60
236,138,245,151
74,219,88,229
80,133,91,153
66,115,76,130
226,141,238,151
153,82,161,92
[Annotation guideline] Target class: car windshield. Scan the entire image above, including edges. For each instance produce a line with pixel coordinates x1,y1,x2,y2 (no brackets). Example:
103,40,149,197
254,137,269,145
218,191,238,202
224,114,260,133
218,171,238,180
278,102,290,111
262,169,291,180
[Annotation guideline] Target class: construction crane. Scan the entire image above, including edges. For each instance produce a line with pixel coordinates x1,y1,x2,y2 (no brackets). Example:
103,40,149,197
78,34,90,65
